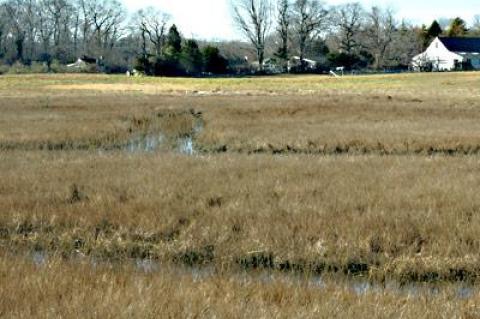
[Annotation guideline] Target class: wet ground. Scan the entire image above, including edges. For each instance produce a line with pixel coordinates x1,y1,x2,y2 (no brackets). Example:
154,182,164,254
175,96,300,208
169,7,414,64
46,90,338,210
126,134,196,155
28,250,476,300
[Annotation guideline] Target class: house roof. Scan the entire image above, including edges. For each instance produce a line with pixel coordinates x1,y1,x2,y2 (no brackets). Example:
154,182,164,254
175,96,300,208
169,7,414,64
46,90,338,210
80,55,97,64
439,37,480,53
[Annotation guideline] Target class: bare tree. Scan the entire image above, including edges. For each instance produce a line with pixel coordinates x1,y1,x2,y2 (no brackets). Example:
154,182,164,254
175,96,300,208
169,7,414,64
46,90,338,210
472,15,480,35
80,0,125,56
38,1,54,55
387,21,422,68
333,2,364,55
76,0,91,53
362,6,396,70
131,11,149,71
71,3,81,56
134,7,170,57
292,0,328,70
0,0,130,69
130,7,169,73
0,5,6,58
0,0,434,73
21,0,37,61
231,0,272,70
41,0,73,61
275,0,291,70
3,0,28,62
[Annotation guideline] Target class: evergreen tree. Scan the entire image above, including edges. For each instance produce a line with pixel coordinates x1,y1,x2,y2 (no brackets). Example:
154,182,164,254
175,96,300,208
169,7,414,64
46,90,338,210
153,24,184,76
166,24,182,54
427,20,443,38
448,17,468,37
202,46,228,74
181,39,203,74
419,20,443,50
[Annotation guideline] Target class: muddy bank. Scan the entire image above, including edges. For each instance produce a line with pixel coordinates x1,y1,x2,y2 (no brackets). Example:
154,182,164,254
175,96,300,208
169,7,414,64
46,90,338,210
3,233,480,286
197,142,480,157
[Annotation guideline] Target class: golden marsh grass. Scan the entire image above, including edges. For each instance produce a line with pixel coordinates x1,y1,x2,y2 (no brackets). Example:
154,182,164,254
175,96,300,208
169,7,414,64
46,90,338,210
1,255,480,319
1,73,480,154
2,72,480,315
2,152,480,282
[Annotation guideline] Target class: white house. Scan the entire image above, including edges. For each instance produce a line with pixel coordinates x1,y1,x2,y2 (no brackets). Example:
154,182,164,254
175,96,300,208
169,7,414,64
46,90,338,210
412,37,480,71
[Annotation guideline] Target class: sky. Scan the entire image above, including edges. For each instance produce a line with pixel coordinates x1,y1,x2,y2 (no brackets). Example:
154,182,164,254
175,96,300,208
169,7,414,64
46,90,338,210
123,0,480,40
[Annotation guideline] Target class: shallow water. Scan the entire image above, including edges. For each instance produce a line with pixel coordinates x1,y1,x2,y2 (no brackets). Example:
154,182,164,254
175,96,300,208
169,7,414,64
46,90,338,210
123,116,203,155
177,137,196,155
32,251,48,266
25,251,476,299
127,134,166,153
125,134,197,155
233,270,475,299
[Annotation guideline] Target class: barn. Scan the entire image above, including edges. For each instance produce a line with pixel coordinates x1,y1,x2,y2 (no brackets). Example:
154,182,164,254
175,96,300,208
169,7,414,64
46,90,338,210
412,37,480,71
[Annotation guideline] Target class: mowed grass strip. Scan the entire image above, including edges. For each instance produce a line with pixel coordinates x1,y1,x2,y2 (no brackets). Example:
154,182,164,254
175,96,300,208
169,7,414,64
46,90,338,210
1,72,480,96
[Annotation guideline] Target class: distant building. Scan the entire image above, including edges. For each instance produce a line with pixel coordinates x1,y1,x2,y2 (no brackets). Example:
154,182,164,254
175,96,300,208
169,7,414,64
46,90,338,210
67,55,102,72
250,56,320,73
412,37,480,71
288,56,317,72
262,58,283,73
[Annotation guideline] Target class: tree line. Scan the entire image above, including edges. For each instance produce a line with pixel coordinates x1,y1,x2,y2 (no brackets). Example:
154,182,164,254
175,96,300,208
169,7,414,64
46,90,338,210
232,0,480,72
0,0,479,75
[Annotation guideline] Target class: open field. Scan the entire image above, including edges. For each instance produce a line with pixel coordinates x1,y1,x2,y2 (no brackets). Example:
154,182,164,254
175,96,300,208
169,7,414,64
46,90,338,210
2,72,480,316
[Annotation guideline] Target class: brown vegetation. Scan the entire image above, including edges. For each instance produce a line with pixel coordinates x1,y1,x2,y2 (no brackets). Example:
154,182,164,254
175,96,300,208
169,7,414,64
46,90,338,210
1,74,480,155
1,255,479,318
2,73,480,315
2,152,480,282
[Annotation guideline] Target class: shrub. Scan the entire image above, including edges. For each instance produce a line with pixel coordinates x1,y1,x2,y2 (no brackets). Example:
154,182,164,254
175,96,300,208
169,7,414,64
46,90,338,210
0,64,9,75
7,62,31,74
202,46,228,75
30,62,49,73
50,60,68,73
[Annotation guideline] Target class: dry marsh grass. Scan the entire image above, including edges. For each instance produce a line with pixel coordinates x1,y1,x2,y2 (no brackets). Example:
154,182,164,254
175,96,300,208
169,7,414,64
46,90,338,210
2,152,480,282
1,92,480,155
2,73,480,315
1,255,479,319
0,96,200,151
